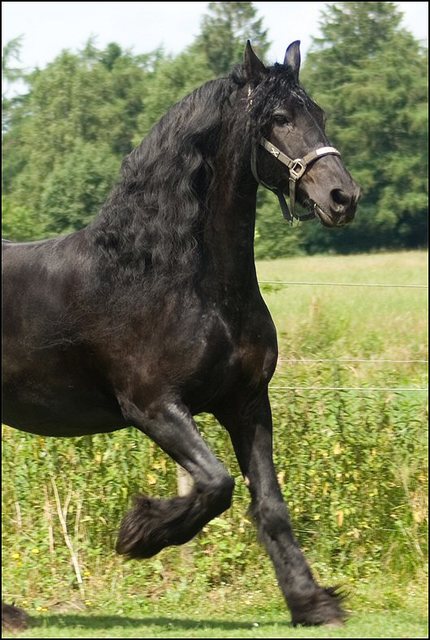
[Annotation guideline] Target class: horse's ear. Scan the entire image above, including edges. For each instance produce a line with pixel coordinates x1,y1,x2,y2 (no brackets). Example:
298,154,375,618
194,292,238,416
284,40,301,81
243,40,266,82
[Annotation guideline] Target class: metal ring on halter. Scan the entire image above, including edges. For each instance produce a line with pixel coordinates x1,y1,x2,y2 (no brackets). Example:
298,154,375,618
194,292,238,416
251,137,341,223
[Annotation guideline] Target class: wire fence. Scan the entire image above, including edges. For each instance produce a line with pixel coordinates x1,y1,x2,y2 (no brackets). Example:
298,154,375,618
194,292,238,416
270,386,427,393
278,358,427,364
259,280,428,288
259,278,428,395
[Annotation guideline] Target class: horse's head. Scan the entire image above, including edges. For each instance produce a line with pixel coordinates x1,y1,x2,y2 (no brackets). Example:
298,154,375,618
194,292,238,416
244,41,360,227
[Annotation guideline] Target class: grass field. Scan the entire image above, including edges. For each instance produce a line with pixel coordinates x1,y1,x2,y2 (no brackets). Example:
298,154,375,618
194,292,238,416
257,250,427,362
2,577,428,638
2,250,428,638
3,608,428,638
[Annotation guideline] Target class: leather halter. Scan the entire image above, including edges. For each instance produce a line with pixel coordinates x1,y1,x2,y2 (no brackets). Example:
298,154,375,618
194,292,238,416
251,137,341,223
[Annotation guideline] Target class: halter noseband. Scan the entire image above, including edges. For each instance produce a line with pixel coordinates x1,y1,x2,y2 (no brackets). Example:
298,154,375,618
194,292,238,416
251,137,341,223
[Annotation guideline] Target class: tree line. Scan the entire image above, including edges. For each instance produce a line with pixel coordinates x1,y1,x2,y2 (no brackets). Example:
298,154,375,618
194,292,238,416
2,2,428,256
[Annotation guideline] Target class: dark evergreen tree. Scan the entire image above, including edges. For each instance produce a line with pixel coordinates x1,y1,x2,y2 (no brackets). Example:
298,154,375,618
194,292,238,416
298,1,428,253
196,1,270,75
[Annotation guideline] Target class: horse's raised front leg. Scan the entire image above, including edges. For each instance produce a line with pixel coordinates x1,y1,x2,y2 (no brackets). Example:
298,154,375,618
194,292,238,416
216,390,345,626
115,396,234,559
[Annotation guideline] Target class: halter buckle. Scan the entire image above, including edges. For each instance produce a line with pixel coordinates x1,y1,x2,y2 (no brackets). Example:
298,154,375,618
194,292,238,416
267,145,280,159
290,160,306,180
254,138,341,224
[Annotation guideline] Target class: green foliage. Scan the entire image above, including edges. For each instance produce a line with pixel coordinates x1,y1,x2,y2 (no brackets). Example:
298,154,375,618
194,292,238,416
2,36,29,135
136,0,271,139
2,195,46,241
196,1,270,76
308,2,403,74
254,190,304,259
1,1,428,255
2,41,151,238
2,35,25,83
40,141,120,234
135,48,212,141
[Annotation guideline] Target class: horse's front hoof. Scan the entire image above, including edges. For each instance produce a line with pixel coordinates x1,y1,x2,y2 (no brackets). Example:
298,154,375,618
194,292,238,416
116,495,168,559
290,585,347,626
324,619,345,627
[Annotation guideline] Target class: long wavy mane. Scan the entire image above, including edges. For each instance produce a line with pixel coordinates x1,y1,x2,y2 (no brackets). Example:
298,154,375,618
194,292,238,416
88,61,303,294
90,75,240,287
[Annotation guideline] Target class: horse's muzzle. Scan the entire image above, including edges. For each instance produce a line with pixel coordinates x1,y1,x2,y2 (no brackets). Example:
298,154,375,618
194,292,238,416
314,185,360,227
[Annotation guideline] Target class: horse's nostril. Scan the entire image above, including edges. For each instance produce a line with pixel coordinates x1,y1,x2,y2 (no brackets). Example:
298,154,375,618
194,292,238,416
331,188,351,207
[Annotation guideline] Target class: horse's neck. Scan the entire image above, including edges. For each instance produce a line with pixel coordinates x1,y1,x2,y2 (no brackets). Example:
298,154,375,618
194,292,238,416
202,146,259,294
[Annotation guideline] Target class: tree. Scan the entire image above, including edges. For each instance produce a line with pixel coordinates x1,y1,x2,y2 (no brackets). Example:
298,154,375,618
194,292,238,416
40,141,120,234
137,1,271,140
307,2,403,77
299,2,428,253
2,36,28,133
3,3,426,254
2,195,46,241
196,1,270,75
2,36,25,86
2,42,152,239
2,5,272,242
254,190,305,260
135,47,212,141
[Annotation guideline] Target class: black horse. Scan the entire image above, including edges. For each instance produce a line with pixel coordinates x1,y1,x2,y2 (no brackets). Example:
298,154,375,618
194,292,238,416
2,42,360,628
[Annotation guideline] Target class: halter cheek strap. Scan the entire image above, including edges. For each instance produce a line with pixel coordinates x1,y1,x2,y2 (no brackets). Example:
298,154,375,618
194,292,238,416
251,136,341,223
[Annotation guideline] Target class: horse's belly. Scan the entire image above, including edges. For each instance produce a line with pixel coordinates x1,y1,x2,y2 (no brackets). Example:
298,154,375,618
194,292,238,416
2,380,125,437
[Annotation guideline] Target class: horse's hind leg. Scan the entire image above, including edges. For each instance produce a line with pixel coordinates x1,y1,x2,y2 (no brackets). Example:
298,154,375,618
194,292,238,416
116,397,234,559
2,602,31,632
216,391,345,626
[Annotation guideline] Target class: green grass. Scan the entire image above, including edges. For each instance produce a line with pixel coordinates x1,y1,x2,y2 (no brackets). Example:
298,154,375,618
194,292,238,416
257,251,427,360
2,250,428,638
3,579,428,638
4,613,428,638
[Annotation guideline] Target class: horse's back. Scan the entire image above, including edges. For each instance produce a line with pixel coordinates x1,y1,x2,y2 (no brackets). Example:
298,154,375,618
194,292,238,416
2,235,77,319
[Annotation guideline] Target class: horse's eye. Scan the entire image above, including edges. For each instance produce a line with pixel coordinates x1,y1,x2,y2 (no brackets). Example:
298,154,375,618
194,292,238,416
273,113,290,126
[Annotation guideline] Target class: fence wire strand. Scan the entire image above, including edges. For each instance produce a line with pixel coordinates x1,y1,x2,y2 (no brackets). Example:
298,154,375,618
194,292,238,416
270,386,427,392
259,280,428,288
259,277,428,394
279,358,427,364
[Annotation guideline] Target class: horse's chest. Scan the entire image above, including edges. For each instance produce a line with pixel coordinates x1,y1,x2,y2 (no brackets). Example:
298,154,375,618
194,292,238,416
185,307,278,409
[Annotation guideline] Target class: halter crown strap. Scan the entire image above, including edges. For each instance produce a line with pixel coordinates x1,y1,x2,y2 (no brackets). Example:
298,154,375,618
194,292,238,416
253,137,341,223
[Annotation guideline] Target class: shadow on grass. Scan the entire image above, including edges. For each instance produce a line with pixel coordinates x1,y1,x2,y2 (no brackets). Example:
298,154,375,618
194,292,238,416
29,613,292,632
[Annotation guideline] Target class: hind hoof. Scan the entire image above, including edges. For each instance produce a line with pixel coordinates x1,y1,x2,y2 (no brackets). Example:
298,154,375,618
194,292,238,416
2,603,31,632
